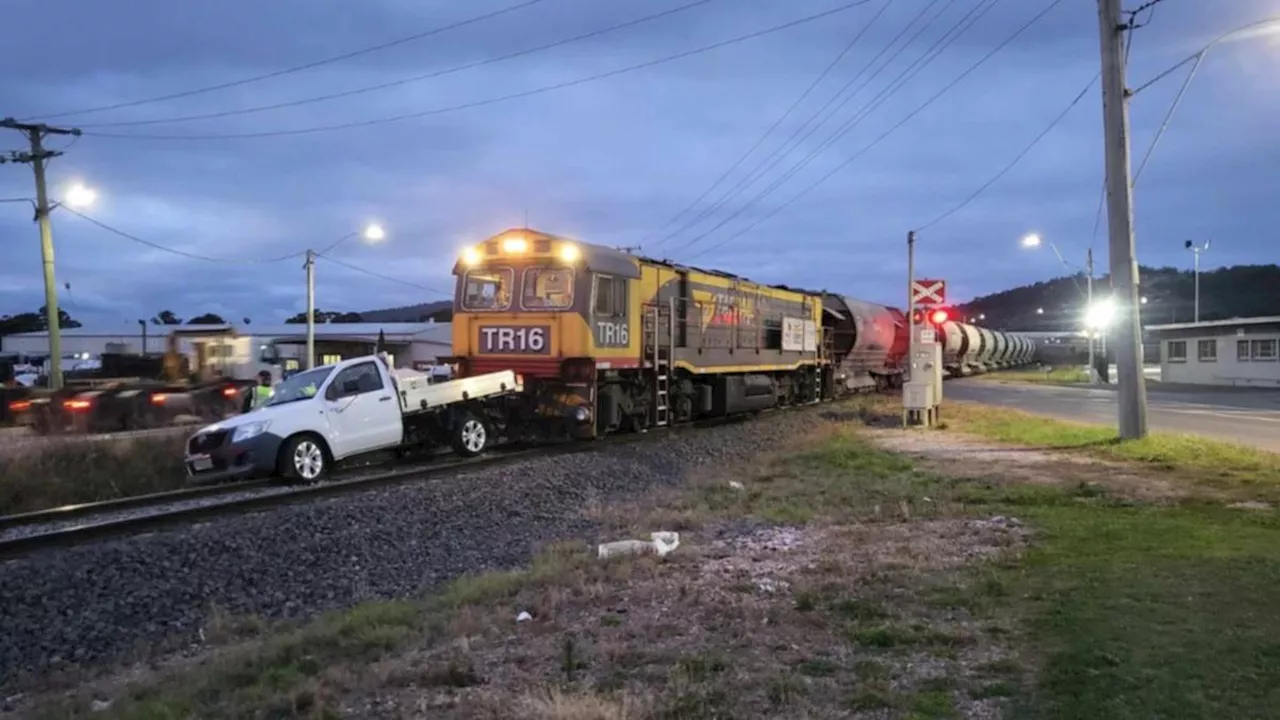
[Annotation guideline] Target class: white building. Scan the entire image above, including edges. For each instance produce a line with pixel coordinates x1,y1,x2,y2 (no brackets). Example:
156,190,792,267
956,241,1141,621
1147,316,1280,387
0,322,454,374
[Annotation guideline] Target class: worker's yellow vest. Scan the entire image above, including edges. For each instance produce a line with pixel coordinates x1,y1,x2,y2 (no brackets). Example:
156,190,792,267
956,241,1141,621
250,385,273,409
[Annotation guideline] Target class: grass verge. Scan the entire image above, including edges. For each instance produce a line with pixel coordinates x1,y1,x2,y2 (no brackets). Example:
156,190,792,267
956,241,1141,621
933,399,1280,499
0,433,190,515
977,366,1091,385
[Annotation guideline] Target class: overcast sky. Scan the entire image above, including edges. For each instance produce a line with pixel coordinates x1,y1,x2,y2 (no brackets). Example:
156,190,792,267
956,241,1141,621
1,0,1275,326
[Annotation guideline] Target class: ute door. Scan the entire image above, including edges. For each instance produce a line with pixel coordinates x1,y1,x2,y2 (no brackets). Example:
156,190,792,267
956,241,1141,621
322,361,403,458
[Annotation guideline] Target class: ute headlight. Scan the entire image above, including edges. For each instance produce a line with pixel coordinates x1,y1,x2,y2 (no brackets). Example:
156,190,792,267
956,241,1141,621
231,421,271,444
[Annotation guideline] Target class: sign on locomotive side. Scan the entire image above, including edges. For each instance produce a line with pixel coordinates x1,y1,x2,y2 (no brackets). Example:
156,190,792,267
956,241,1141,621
911,279,946,306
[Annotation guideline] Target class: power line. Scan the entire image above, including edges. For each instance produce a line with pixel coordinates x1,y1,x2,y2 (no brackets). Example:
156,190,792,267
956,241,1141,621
685,0,1065,262
914,71,1099,232
679,0,1003,257
83,0,878,141
649,0,950,252
61,207,308,264
23,0,551,122
314,253,451,296
78,0,716,129
638,0,894,251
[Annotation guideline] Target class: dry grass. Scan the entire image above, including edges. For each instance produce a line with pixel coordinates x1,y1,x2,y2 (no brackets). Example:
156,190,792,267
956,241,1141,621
0,432,191,514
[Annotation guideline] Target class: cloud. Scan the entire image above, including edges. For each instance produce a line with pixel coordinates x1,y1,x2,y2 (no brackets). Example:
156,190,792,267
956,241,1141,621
0,0,1275,329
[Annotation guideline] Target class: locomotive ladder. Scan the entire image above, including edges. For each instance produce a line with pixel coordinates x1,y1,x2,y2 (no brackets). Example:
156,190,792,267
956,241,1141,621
644,302,673,427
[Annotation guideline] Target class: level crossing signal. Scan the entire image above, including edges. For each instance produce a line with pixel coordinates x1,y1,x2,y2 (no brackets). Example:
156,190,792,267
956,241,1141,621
911,307,950,326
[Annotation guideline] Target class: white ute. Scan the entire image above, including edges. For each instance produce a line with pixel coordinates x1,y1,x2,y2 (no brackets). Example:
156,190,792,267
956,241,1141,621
182,353,521,483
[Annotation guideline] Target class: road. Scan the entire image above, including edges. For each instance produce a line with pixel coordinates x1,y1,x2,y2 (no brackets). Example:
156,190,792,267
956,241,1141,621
946,378,1280,453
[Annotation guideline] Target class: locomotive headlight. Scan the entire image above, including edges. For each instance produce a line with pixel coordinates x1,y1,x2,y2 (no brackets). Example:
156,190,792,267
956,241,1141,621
501,236,528,253
574,405,591,424
558,243,580,263
461,247,482,266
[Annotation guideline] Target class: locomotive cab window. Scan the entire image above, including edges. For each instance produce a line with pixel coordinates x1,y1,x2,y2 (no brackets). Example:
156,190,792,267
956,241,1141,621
462,268,513,311
594,275,628,316
521,267,574,310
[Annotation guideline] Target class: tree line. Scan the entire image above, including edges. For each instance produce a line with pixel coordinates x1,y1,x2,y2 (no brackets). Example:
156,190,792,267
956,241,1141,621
956,264,1280,331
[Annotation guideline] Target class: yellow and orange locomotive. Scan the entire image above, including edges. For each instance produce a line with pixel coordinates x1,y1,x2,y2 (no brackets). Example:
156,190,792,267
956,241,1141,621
444,227,830,439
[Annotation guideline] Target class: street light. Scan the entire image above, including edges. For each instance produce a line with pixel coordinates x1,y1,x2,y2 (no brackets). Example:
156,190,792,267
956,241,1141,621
1021,232,1095,381
63,182,97,209
305,222,388,369
1036,307,1045,315
1184,239,1210,323
1085,297,1116,331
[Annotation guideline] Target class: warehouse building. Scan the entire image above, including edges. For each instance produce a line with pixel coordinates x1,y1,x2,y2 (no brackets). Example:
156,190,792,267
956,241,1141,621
1146,316,1280,387
0,322,453,375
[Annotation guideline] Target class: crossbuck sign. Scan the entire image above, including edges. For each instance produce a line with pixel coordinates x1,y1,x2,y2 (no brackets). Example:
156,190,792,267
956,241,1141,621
911,279,946,306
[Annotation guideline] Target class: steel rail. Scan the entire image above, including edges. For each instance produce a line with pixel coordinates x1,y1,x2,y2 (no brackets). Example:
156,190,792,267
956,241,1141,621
0,479,274,529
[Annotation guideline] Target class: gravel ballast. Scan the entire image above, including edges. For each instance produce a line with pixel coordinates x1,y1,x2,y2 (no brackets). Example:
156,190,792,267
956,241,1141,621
0,409,826,694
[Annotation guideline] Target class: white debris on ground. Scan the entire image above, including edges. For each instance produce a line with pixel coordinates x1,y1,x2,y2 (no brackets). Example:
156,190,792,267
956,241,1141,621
596,531,680,559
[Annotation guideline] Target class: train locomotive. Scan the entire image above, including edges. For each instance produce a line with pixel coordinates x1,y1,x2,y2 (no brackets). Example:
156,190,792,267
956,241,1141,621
444,228,1034,442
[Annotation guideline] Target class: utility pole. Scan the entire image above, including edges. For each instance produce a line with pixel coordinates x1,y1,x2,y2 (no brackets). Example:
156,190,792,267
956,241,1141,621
0,118,81,391
1184,239,1210,322
1097,0,1148,439
304,250,317,370
1085,247,1095,381
906,231,916,381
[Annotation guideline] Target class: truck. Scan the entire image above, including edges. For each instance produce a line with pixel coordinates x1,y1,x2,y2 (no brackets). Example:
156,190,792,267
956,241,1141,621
182,352,522,484
7,327,281,434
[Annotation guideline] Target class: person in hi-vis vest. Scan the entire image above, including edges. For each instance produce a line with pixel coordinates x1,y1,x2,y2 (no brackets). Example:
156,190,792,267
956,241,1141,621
242,370,274,413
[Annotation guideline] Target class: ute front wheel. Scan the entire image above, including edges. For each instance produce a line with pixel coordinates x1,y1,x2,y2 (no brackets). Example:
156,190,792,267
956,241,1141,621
452,412,489,458
280,435,328,482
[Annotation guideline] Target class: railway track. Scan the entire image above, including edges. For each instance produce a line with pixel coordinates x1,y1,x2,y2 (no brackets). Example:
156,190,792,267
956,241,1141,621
0,407,778,559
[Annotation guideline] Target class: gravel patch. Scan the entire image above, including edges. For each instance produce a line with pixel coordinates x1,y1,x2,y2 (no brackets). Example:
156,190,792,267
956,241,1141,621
0,410,828,694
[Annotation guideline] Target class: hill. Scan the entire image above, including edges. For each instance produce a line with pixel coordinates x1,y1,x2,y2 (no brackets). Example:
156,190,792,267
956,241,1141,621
355,300,452,323
956,264,1280,331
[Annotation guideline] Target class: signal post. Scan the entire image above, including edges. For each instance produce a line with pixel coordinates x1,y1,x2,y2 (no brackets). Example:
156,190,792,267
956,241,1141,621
904,277,948,428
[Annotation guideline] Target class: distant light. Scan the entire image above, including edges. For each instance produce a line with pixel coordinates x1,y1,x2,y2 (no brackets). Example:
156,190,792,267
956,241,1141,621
64,183,97,209
1140,296,1148,304
1036,307,1045,315
362,223,386,242
1021,233,1042,248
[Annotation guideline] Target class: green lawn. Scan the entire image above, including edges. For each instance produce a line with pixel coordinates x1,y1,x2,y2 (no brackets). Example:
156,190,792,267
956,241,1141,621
1007,503,1280,719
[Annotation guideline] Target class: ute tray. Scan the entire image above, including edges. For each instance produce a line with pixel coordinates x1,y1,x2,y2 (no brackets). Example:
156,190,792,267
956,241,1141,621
397,370,521,415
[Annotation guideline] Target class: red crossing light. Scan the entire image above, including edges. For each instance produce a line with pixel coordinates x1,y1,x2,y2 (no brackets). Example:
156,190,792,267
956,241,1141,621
929,308,949,325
